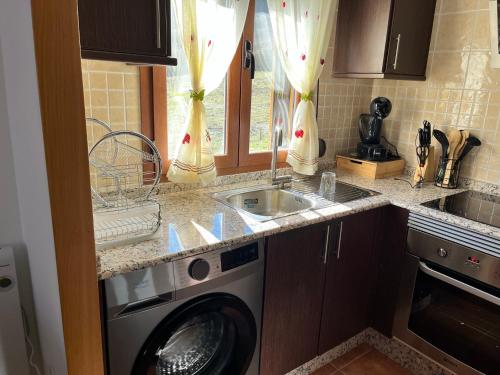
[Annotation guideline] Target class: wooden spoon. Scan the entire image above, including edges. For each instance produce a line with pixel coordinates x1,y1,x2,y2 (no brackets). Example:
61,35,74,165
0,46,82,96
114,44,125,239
456,130,469,159
443,130,462,186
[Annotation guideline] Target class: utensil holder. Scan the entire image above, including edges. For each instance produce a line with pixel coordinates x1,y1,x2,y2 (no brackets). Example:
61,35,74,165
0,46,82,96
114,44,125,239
434,156,461,189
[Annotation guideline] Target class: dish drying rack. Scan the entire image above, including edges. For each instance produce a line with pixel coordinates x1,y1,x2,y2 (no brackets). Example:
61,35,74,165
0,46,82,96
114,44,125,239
87,118,163,250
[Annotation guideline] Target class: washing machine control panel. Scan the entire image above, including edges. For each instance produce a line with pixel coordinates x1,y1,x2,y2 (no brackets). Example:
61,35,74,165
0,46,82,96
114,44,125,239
188,259,210,280
220,242,259,272
174,240,263,289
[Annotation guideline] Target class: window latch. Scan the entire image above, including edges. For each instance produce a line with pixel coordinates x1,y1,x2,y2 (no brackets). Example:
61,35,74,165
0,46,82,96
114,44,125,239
243,40,255,79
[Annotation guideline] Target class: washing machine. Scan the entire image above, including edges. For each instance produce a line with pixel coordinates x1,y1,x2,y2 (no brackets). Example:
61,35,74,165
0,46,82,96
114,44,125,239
103,239,264,375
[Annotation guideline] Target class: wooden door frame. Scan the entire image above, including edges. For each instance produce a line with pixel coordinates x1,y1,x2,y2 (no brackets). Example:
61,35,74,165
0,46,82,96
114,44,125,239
31,1,105,374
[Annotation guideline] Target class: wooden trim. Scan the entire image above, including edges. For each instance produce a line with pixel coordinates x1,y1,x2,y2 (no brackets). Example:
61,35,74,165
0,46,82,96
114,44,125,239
81,49,178,66
152,66,169,176
31,1,105,374
217,38,243,169
238,0,288,168
140,67,154,140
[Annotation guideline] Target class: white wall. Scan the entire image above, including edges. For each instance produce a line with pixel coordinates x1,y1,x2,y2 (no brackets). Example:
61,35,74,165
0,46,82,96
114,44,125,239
0,1,68,374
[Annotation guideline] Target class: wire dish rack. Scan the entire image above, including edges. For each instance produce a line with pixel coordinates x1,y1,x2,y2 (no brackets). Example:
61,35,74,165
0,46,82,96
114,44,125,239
87,118,163,250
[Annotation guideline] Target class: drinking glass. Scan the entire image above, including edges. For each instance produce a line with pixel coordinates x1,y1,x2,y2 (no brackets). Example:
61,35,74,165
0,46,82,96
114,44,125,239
319,172,336,200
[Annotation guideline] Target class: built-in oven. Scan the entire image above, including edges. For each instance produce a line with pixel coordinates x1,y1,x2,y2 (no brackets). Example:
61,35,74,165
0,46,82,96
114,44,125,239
393,214,500,375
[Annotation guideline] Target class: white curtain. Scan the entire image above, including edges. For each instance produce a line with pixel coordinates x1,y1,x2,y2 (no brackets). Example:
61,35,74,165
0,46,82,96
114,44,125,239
167,0,249,183
267,0,335,175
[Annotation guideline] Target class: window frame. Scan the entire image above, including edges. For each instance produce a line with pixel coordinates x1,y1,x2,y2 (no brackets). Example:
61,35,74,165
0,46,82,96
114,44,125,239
140,0,289,179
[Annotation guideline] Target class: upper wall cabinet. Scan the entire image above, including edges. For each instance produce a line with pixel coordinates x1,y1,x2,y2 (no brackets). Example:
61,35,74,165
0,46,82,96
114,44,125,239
333,0,436,80
78,0,177,65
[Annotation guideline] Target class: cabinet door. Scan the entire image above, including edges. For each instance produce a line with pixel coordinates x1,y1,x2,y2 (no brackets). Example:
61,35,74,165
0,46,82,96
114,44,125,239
318,210,378,353
333,0,392,75
260,224,328,375
371,205,409,336
385,0,436,76
78,0,176,65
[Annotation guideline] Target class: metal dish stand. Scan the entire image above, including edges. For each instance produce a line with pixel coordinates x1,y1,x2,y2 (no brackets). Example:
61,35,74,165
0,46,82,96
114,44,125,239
87,118,163,250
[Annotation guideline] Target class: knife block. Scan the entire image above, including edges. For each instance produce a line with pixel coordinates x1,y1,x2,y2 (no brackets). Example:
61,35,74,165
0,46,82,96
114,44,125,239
414,145,435,183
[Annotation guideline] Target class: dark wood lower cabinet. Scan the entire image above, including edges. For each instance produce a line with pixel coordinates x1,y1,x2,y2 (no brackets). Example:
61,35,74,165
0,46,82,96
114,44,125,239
260,206,409,374
260,223,328,375
371,205,409,336
318,209,379,353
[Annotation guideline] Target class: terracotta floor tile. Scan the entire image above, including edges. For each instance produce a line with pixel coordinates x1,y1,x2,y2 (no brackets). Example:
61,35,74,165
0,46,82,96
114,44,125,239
341,350,412,375
310,364,337,375
330,343,373,369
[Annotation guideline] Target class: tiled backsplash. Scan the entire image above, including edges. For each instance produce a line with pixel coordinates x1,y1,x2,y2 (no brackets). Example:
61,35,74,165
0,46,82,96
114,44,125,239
82,60,142,190
81,60,141,148
318,0,500,186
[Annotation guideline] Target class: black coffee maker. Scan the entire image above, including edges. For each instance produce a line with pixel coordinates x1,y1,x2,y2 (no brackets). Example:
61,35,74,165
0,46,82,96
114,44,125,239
356,97,395,161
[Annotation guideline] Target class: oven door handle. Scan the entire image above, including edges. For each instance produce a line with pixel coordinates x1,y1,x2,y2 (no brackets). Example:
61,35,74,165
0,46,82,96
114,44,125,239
419,262,500,306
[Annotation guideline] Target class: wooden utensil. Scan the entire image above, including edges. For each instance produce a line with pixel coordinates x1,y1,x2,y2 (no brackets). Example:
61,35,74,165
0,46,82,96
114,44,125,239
443,130,462,185
456,130,469,159
457,136,481,162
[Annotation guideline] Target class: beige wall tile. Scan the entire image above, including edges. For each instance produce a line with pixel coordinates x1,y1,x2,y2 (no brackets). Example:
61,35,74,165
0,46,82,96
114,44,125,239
472,10,490,50
436,12,474,51
82,59,140,133
441,0,478,14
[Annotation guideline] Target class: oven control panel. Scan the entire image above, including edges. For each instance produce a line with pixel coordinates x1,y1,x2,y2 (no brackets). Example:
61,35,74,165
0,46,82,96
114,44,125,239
407,228,500,289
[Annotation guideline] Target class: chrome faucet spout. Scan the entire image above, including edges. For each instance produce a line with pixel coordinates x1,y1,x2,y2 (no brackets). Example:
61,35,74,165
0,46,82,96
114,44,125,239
271,126,292,188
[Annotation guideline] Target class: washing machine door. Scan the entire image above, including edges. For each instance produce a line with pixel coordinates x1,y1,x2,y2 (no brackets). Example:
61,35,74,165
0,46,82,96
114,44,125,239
132,293,256,375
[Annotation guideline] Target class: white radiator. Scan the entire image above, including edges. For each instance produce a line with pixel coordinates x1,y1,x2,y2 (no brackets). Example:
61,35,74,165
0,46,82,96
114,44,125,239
0,246,30,375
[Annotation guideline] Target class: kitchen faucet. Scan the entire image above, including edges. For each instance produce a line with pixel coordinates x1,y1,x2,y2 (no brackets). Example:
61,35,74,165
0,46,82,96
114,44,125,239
271,126,292,188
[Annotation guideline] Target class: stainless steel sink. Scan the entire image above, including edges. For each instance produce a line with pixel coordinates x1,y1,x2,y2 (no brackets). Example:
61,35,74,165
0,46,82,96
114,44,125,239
212,185,322,221
212,177,379,222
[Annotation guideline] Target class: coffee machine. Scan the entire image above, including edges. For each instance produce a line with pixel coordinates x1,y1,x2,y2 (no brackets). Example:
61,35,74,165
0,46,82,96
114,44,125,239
356,97,397,161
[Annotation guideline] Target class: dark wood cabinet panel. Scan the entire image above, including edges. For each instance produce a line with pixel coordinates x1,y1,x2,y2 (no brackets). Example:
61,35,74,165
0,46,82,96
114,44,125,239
260,223,328,375
333,0,392,75
260,206,409,371
385,0,436,76
371,205,409,337
318,210,379,353
333,0,436,80
78,0,176,65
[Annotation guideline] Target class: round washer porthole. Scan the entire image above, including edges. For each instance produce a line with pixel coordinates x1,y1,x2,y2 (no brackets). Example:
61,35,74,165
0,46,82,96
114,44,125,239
132,293,257,375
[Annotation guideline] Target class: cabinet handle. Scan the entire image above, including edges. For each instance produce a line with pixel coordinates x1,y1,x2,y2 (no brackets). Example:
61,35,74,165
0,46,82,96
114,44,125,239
323,225,330,265
392,34,401,70
336,221,343,259
155,0,161,49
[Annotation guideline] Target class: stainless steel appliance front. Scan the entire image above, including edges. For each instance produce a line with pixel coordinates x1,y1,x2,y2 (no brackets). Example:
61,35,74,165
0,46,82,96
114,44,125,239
393,226,500,375
104,240,264,375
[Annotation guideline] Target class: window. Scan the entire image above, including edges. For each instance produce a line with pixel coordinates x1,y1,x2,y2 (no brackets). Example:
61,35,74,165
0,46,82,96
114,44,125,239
140,0,296,177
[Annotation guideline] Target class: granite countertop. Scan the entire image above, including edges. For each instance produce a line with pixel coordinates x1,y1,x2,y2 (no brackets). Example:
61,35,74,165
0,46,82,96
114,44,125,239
96,170,500,280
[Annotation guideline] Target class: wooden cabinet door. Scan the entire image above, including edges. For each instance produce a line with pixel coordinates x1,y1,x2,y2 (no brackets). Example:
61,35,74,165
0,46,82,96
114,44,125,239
371,205,409,336
78,0,176,65
260,223,328,375
385,0,436,76
333,0,392,75
318,210,379,354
